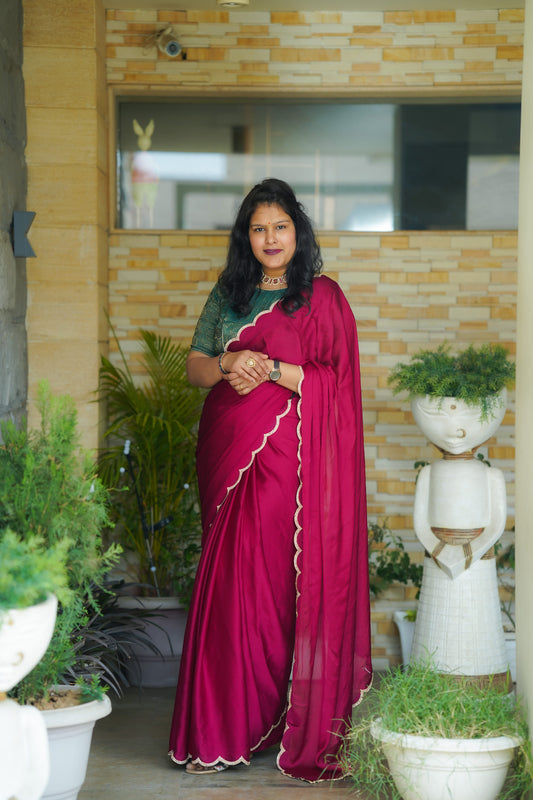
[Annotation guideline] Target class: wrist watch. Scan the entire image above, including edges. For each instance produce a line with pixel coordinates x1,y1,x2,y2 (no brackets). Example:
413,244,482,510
269,359,281,382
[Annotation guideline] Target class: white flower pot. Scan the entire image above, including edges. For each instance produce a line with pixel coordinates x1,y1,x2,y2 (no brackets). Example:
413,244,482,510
504,631,516,682
41,688,111,800
393,610,416,665
0,595,58,799
372,721,519,800
0,595,57,692
117,595,187,688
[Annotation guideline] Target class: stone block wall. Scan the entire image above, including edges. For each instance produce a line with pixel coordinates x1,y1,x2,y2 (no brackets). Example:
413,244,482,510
0,0,27,434
23,0,108,444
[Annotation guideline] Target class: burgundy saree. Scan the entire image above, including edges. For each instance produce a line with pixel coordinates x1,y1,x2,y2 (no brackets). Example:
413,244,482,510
168,275,371,782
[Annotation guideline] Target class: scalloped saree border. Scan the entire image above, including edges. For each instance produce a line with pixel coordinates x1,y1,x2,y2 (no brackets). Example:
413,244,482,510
276,370,372,784
170,298,298,770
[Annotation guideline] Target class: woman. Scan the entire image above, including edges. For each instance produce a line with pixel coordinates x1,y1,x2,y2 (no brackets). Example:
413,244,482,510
168,178,371,782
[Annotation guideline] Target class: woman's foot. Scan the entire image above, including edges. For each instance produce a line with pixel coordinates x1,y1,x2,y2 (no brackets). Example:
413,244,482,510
185,761,228,775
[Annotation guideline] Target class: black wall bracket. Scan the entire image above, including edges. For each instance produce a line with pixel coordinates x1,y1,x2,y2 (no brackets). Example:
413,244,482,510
12,211,36,257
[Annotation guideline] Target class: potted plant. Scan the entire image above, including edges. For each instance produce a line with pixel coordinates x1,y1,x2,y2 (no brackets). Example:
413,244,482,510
387,343,516,677
0,382,121,800
97,327,204,686
387,342,515,422
0,531,67,800
368,520,423,664
339,660,532,800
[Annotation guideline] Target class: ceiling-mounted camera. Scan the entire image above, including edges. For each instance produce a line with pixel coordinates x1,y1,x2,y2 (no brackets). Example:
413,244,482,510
156,27,182,58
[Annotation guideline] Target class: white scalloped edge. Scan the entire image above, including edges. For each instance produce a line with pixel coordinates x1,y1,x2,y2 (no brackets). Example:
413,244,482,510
276,367,373,783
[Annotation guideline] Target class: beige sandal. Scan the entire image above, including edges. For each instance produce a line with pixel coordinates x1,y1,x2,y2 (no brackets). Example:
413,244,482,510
185,761,228,775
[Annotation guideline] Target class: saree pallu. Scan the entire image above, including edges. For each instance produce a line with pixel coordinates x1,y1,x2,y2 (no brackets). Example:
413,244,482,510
168,275,371,782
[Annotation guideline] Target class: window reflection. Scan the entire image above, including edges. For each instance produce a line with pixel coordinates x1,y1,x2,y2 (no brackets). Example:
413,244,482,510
116,99,519,232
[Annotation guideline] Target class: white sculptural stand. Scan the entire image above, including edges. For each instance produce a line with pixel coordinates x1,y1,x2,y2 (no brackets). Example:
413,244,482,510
0,595,57,800
410,392,510,678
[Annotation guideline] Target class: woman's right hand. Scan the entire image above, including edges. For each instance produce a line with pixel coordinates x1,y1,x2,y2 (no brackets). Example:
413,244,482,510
221,350,270,385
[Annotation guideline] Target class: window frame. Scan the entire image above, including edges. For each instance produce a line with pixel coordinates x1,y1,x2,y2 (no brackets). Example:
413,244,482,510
108,86,521,235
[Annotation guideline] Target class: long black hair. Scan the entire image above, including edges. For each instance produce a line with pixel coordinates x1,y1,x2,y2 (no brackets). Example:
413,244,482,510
218,178,323,315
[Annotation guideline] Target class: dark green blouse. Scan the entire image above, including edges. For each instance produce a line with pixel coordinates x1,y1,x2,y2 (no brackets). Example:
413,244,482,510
191,284,287,357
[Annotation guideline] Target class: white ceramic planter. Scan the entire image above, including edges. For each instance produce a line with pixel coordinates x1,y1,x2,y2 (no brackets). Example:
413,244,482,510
41,688,112,800
117,595,187,688
372,721,519,800
504,631,516,682
393,610,416,665
0,594,57,691
0,595,58,800
411,392,510,679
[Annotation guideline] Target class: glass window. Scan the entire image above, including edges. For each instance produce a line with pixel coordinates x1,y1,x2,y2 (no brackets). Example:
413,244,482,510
116,98,520,232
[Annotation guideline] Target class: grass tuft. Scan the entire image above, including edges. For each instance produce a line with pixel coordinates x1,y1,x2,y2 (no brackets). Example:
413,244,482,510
339,660,533,800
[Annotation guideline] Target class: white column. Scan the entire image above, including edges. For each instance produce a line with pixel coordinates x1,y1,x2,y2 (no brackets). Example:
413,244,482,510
516,0,533,715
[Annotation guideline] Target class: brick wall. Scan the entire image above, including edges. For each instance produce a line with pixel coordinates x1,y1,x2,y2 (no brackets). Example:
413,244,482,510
105,8,520,667
106,8,523,89
109,227,517,667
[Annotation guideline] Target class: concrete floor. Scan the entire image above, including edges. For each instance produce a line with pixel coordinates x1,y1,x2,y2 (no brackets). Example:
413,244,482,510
79,687,361,799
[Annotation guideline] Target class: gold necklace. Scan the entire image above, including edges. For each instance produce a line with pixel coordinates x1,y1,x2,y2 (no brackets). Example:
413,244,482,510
261,271,287,287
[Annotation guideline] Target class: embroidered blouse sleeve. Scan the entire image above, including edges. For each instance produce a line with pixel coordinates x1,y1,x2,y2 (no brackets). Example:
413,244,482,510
190,284,224,357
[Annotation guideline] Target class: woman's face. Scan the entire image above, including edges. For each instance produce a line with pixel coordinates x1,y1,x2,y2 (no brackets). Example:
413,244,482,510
248,202,296,274
411,393,507,454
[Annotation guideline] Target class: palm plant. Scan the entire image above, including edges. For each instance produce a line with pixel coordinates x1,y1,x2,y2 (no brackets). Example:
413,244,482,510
98,327,205,604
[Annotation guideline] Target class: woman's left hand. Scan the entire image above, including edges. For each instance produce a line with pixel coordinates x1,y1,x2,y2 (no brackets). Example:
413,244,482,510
228,372,268,396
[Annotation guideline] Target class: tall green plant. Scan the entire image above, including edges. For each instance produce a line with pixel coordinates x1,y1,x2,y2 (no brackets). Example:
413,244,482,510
98,327,205,603
0,382,120,703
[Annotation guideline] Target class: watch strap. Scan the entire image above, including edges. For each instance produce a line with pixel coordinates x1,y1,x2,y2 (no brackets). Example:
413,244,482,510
269,359,281,382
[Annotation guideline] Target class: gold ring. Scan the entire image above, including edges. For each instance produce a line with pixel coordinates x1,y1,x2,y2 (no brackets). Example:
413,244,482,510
246,358,255,368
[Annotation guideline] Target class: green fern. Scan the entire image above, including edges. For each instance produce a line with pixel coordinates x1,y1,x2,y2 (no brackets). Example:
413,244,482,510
388,343,515,420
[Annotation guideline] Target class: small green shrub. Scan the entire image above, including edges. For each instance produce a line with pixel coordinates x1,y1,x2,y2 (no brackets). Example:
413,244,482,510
388,343,515,421
368,520,422,599
75,674,108,703
0,530,69,612
0,382,121,704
